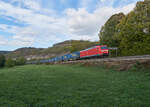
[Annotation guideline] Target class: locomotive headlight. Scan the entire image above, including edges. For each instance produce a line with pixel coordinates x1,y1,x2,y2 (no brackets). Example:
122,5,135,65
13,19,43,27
102,50,108,52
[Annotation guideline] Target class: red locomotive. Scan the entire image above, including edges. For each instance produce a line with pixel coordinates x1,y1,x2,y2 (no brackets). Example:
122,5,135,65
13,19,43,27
80,45,109,59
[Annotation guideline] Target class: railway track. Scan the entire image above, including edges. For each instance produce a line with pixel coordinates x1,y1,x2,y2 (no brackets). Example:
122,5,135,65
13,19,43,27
59,55,150,64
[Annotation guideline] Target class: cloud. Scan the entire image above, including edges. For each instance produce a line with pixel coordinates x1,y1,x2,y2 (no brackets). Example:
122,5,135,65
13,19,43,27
0,35,9,45
65,3,136,41
121,3,136,14
100,0,106,2
0,0,139,50
0,0,67,47
23,0,41,11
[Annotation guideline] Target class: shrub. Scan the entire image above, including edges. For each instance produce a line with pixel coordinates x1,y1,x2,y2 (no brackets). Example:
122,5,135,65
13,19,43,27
16,57,26,66
5,58,15,68
0,54,5,68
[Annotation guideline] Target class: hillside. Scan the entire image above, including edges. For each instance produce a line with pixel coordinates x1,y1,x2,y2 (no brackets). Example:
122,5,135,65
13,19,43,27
6,40,99,60
6,47,44,59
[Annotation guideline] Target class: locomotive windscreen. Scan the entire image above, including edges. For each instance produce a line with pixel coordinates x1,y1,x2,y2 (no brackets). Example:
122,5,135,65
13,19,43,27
101,46,108,50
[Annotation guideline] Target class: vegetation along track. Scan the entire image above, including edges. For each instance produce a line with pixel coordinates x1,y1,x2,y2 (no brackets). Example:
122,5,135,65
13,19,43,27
56,55,150,71
56,55,150,63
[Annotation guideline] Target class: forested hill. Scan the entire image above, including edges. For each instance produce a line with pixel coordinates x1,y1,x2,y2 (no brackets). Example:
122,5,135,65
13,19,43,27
99,0,150,56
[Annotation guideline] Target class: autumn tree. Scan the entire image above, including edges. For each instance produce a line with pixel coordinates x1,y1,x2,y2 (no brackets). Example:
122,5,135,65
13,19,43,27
99,13,125,47
115,0,150,56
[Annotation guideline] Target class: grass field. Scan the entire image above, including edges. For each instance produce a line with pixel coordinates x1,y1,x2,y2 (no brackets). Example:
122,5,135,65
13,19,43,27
0,65,150,107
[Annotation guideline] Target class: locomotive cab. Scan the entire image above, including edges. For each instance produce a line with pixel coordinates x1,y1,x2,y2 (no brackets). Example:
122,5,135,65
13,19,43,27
100,45,109,56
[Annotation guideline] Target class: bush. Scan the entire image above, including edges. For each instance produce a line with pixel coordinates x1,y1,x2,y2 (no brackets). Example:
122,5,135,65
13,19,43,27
0,54,5,68
5,58,15,68
16,57,26,66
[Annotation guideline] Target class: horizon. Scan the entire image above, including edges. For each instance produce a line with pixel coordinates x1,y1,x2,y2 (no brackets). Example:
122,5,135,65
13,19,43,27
0,0,143,51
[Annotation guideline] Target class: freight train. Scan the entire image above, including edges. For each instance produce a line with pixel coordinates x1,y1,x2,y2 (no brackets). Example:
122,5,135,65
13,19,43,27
28,45,109,64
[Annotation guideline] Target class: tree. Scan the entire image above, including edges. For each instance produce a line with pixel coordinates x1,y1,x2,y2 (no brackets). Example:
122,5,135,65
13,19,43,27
16,57,26,66
0,54,5,68
5,58,15,67
115,0,150,56
99,13,125,47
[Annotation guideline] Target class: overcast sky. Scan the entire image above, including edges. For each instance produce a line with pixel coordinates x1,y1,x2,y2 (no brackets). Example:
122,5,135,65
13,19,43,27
0,0,143,50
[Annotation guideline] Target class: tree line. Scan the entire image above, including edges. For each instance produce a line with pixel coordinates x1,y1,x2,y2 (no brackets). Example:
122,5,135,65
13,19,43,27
0,54,26,68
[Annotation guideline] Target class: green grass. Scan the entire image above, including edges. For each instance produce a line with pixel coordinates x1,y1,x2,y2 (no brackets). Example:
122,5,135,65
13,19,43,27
0,65,150,107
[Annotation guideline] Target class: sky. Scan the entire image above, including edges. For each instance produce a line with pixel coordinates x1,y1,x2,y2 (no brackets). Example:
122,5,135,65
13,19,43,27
0,0,143,51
